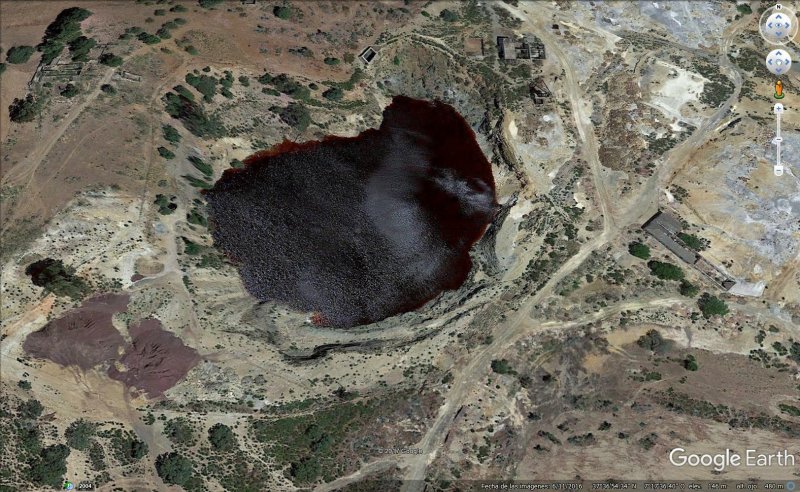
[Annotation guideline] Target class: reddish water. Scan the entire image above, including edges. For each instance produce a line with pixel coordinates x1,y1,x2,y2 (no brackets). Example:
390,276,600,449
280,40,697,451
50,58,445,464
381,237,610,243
205,96,497,327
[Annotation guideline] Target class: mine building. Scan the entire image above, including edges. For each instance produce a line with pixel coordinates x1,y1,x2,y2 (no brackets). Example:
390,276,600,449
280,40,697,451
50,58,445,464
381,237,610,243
497,34,546,61
530,77,552,104
642,210,736,291
359,46,377,65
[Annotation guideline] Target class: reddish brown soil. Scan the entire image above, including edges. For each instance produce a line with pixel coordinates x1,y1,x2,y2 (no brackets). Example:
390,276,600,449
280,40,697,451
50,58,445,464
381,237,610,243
23,293,129,369
107,318,199,397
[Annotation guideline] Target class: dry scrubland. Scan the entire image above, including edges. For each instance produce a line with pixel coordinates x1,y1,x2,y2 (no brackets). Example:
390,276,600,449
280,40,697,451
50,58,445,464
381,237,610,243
1,1,799,491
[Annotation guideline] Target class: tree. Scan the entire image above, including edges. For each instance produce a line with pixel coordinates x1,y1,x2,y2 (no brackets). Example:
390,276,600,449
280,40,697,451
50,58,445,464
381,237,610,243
679,280,699,297
18,399,44,419
322,87,344,101
678,232,707,251
100,84,116,95
9,94,45,123
439,9,459,22
65,419,96,450
490,359,515,375
98,52,123,67
68,35,97,61
25,258,88,298
636,329,671,354
647,260,684,281
273,102,311,131
61,84,79,98
628,242,650,260
273,6,292,19
158,146,175,159
164,417,194,445
162,124,181,143
156,452,193,486
18,380,32,390
137,32,161,45
28,444,70,488
682,354,699,371
198,0,224,8
208,423,236,451
698,293,729,318
6,45,35,64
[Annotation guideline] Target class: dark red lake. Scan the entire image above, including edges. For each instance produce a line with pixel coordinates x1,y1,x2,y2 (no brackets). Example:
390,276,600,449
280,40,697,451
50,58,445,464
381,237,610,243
205,96,497,327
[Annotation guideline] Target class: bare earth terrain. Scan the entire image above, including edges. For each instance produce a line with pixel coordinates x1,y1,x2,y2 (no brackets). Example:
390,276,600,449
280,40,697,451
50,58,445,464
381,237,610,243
1,1,799,491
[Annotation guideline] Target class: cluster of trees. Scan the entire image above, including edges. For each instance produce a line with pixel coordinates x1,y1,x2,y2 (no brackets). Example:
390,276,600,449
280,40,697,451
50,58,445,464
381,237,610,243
24,258,89,299
9,93,46,123
163,90,226,139
39,7,93,64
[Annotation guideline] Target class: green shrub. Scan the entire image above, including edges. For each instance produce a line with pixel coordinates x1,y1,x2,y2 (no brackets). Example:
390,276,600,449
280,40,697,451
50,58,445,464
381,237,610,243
186,72,217,102
679,280,699,297
154,194,177,215
628,242,650,260
230,159,244,169
683,354,699,371
164,417,194,445
60,84,79,98
18,380,32,390
238,75,250,87
100,84,116,94
490,359,515,375
188,155,213,176
698,293,728,318
171,4,188,12
156,452,193,486
779,404,800,417
322,87,343,101
186,209,207,226
324,57,340,66
98,53,122,67
182,238,202,255
158,146,175,159
272,102,311,131
636,329,671,354
6,45,35,64
198,0,223,8
182,174,212,189
647,260,684,281
677,232,707,251
273,6,292,19
163,91,226,138
137,32,161,44
439,9,459,21
0,63,6,75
